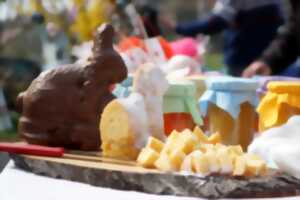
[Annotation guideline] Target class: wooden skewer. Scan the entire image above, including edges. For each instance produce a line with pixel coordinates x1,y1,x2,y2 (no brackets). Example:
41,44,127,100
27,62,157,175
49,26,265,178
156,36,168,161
0,142,138,167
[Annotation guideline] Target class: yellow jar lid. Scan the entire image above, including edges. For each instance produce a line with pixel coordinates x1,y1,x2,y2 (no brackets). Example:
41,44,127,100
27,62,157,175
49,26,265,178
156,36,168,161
268,81,300,94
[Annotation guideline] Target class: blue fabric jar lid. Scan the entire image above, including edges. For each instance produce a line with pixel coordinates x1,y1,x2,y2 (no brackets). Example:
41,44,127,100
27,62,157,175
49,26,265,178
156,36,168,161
206,77,259,92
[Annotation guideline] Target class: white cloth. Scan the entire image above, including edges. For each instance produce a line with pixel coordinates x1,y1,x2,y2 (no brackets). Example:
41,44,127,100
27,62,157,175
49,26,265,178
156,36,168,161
249,116,300,178
0,161,299,200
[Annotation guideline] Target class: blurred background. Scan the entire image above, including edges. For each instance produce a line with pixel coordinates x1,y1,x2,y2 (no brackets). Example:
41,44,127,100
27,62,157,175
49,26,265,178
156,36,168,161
0,0,291,171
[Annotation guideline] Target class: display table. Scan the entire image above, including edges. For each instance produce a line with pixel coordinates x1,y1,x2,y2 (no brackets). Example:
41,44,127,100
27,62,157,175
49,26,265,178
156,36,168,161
0,161,299,200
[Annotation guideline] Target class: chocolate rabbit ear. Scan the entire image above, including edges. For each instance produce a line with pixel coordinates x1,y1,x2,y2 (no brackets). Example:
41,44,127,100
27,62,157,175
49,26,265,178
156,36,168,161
92,23,115,57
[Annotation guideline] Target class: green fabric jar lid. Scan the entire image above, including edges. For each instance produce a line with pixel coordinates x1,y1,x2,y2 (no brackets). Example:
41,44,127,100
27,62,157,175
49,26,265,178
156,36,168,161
164,80,202,125
164,80,197,97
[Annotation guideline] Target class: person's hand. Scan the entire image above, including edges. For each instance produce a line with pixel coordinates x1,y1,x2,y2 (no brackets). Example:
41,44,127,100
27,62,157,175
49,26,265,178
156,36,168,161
242,61,271,78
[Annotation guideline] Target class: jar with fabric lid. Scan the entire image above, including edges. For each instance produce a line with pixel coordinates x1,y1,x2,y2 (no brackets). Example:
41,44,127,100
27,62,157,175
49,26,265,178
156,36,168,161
253,76,300,99
258,81,300,132
163,80,203,135
185,76,207,100
200,77,259,150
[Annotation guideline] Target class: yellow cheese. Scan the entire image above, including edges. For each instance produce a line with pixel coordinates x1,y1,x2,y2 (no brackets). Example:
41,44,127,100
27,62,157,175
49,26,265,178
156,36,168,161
154,153,176,172
205,149,221,173
162,130,197,155
245,155,267,176
162,130,181,154
216,147,234,174
228,145,244,157
192,150,210,176
146,137,164,153
193,126,208,143
208,132,222,145
233,155,247,176
137,129,268,178
198,144,215,153
137,148,160,168
178,130,198,154
169,149,186,171
180,153,194,173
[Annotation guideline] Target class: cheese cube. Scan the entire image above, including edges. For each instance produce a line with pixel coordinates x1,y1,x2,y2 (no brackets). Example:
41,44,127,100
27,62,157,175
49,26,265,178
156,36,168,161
192,151,210,176
228,145,244,157
169,149,186,171
162,130,181,154
180,153,194,173
154,153,176,172
137,148,160,168
146,137,164,153
198,144,215,153
205,149,220,173
216,147,234,174
162,130,197,155
245,158,267,177
233,155,247,176
193,126,208,143
208,132,222,145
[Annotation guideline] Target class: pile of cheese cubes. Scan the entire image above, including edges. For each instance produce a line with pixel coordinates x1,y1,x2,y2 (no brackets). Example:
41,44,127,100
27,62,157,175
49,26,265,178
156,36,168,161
137,127,267,177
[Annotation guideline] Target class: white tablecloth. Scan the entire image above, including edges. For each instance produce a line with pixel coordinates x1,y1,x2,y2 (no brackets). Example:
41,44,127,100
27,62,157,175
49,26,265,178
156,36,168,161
0,161,299,200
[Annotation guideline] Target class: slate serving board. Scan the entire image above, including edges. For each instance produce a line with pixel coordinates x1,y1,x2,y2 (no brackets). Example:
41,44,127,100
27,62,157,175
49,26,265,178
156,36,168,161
10,153,300,199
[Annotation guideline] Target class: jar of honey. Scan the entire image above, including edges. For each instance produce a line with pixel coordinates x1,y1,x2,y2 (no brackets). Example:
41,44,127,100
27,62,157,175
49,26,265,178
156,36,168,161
258,81,300,132
163,80,202,135
199,77,259,150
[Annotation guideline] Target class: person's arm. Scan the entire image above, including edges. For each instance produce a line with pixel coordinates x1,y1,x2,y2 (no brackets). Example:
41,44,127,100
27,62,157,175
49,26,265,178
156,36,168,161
175,15,228,36
175,0,238,36
243,1,298,77
260,17,298,74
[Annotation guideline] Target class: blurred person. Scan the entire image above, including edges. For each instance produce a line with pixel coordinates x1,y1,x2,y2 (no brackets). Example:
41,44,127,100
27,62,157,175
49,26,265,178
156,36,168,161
42,22,71,71
136,4,161,37
0,13,43,110
171,0,284,76
243,1,300,78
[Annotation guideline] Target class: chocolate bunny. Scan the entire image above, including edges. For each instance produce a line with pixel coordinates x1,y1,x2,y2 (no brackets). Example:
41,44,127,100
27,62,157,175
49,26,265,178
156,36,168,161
17,24,127,150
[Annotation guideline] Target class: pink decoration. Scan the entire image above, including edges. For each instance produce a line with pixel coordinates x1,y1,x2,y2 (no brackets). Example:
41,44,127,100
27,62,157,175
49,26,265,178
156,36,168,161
170,37,198,58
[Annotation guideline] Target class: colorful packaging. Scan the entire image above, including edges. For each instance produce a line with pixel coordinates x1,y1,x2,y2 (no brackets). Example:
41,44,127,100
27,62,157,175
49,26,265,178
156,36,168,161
253,76,300,99
258,81,300,131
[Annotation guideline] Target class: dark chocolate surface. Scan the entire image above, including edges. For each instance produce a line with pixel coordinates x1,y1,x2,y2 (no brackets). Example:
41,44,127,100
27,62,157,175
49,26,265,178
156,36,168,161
17,24,127,150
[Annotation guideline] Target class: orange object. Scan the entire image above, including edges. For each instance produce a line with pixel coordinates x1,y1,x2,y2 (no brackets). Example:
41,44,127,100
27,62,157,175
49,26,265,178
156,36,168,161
118,36,145,52
118,36,173,60
164,113,195,136
158,37,173,59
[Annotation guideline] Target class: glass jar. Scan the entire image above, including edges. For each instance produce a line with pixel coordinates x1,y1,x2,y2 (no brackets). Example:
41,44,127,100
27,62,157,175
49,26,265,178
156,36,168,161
258,81,300,132
200,77,259,151
185,76,207,100
163,80,202,135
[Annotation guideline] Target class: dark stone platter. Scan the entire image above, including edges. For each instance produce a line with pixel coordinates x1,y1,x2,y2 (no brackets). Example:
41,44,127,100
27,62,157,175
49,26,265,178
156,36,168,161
10,153,300,199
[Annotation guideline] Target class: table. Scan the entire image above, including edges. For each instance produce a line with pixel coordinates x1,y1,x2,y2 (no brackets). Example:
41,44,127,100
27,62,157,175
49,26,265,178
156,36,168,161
0,161,299,200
